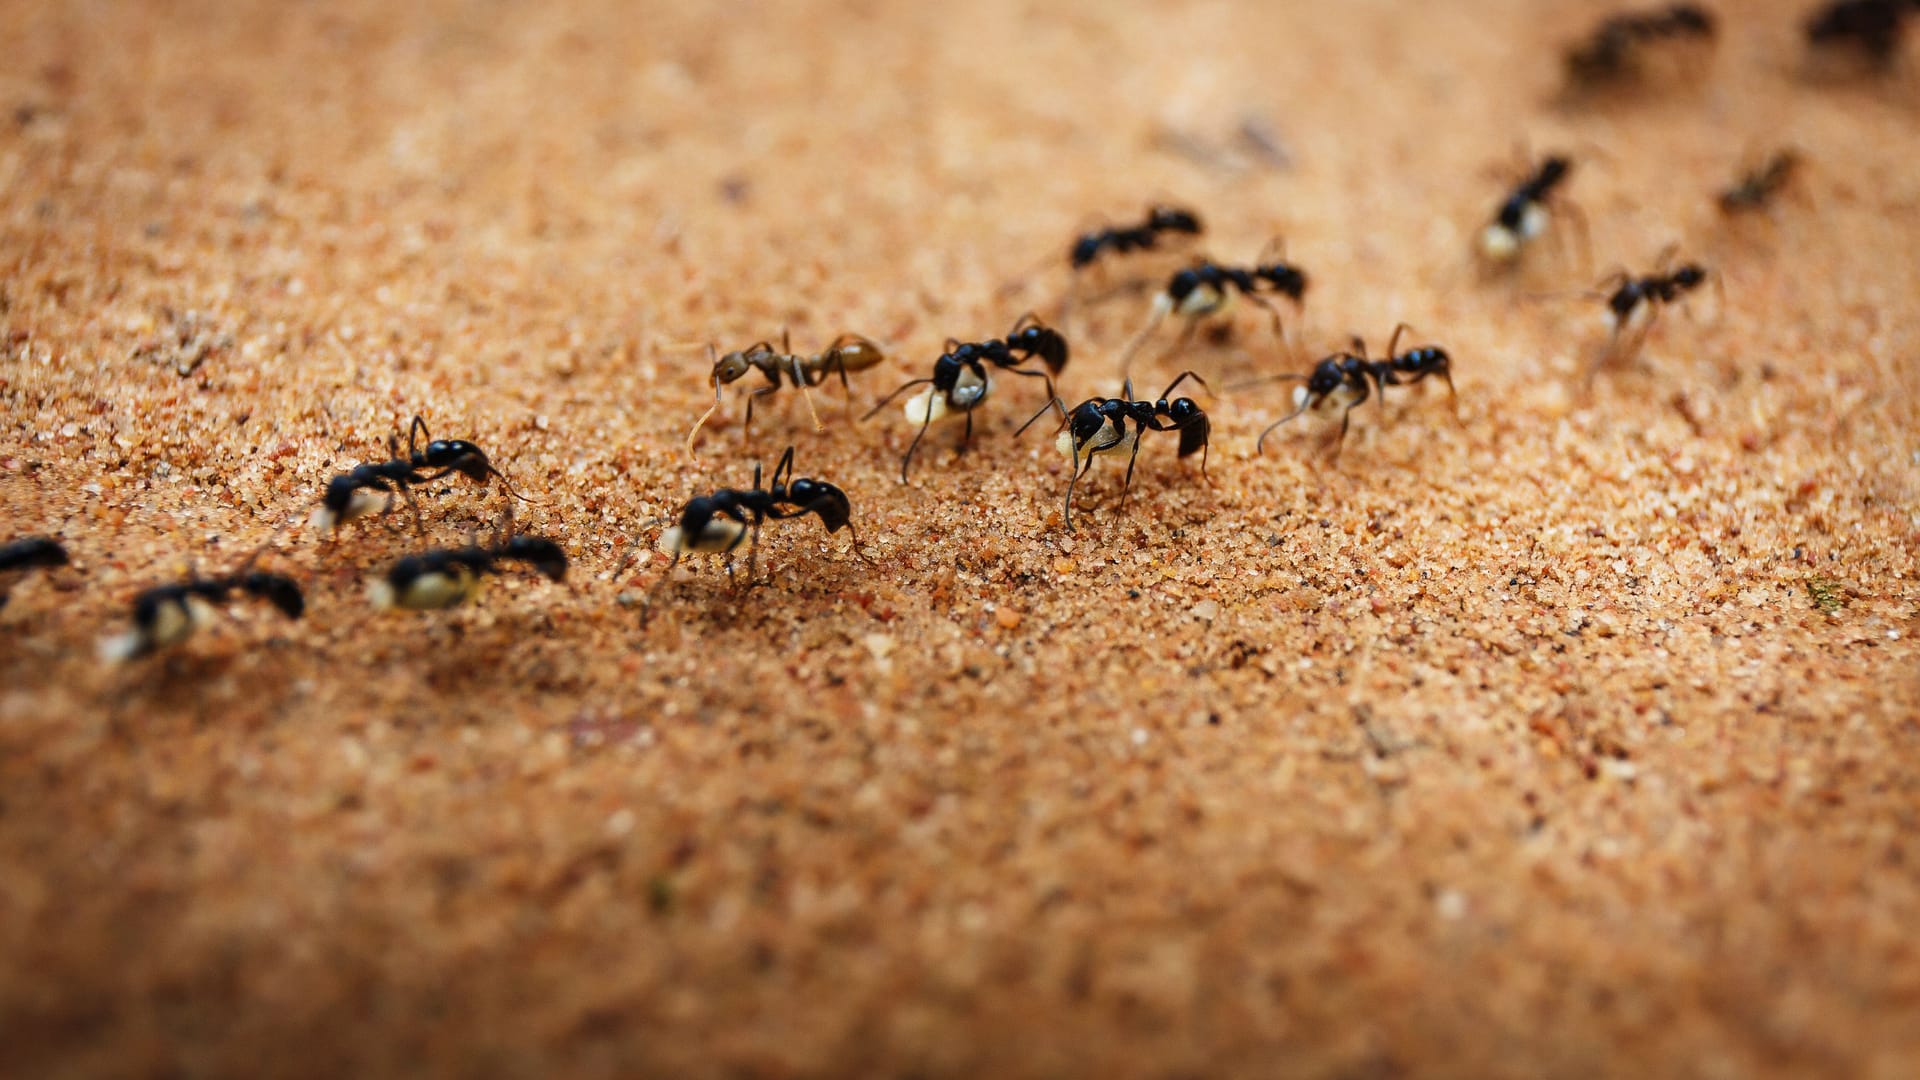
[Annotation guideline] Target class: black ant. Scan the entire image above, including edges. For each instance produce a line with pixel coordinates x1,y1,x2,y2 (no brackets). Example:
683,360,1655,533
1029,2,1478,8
1257,324,1456,457
1,536,69,610
644,445,865,623
1564,3,1717,90
1806,0,1915,69
684,331,888,453
862,314,1070,484
1118,248,1309,374
369,511,567,611
1478,153,1589,270
1054,372,1212,529
99,549,304,662
1719,149,1804,213
1593,249,1715,365
1071,205,1204,271
311,415,527,533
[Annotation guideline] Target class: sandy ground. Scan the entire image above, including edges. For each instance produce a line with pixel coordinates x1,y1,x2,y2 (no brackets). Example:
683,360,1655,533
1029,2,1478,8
3,0,1919,1076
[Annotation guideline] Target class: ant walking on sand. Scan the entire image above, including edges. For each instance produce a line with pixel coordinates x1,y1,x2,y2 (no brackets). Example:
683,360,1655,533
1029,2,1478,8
1256,324,1456,457
1563,3,1717,92
1,536,69,610
1054,372,1212,529
643,445,866,624
1592,248,1716,366
1117,248,1310,374
863,314,1070,483
1718,149,1804,213
368,510,568,611
1059,204,1205,322
1477,153,1589,271
1806,0,1916,70
311,415,529,534
684,331,888,453
99,548,304,662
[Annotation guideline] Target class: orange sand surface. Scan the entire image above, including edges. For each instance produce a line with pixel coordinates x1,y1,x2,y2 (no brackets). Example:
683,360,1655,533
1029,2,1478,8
3,1,1919,1076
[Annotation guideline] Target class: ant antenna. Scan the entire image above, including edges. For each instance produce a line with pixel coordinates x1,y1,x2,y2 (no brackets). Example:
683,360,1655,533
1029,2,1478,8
685,344,725,456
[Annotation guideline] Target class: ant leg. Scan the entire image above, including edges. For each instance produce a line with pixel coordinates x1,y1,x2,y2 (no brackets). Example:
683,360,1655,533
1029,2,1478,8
1256,401,1312,456
955,403,975,460
1331,406,1356,460
1118,425,1147,511
832,357,855,419
789,356,826,433
409,415,431,459
685,380,725,456
899,401,937,485
1246,294,1292,358
640,550,683,626
1015,395,1064,437
862,378,932,422
745,522,762,586
1159,370,1209,400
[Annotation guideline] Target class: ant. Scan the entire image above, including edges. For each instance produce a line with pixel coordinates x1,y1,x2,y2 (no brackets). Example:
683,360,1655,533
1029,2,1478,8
1478,153,1589,270
862,314,1070,484
99,549,304,662
1256,324,1456,457
644,445,866,623
1563,3,1717,91
1054,372,1212,529
1,536,69,610
369,511,568,611
684,331,888,453
1071,205,1204,271
311,415,527,533
1806,0,1915,69
1117,247,1310,374
1592,249,1715,365
1719,149,1804,213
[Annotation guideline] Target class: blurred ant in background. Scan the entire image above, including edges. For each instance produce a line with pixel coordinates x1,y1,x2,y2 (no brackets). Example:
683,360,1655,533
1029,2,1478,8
864,315,1069,483
1591,247,1718,370
369,509,567,612
684,331,888,453
100,548,304,662
1117,244,1309,374
1563,3,1718,94
1478,153,1590,273
1053,372,1212,529
1719,149,1805,214
0,536,68,610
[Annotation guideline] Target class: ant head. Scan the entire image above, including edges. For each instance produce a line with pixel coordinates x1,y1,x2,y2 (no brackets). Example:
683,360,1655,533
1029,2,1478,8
1070,234,1103,268
1067,400,1109,445
1308,357,1347,396
1148,205,1202,234
1166,398,1204,423
712,348,754,386
1008,323,1069,373
501,536,569,582
427,439,495,481
786,479,853,533
1167,266,1203,302
1539,155,1572,184
1258,264,1308,298
239,572,305,619
1673,264,1708,288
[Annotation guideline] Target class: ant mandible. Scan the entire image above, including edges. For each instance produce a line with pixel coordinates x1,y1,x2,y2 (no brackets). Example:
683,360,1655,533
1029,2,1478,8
369,511,568,611
862,314,1070,484
1593,247,1715,366
1117,245,1309,375
1257,324,1456,457
684,330,888,454
643,445,866,624
99,548,305,662
311,415,528,534
1478,153,1589,271
0,536,69,610
1054,371,1212,529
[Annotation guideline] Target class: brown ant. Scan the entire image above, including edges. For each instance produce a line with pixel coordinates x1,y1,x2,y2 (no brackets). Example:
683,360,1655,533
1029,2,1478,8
1054,372,1211,529
1478,153,1590,271
99,548,304,662
862,314,1070,483
643,445,866,624
1,536,68,610
311,415,528,534
1256,324,1456,457
1117,245,1310,374
1564,3,1717,92
684,331,888,454
1719,149,1804,213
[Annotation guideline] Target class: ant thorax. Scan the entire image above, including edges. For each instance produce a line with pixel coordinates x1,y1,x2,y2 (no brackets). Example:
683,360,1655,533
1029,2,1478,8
904,366,990,424
658,517,747,555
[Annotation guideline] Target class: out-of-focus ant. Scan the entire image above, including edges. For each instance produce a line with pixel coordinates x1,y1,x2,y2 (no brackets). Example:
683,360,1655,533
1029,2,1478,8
1719,149,1804,213
684,331,888,453
99,549,304,662
0,536,69,610
1478,153,1589,271
1592,249,1716,366
369,510,567,611
1118,246,1309,374
1806,0,1915,70
1054,372,1212,529
1257,324,1456,457
863,315,1070,483
643,445,866,624
1071,204,1205,271
1564,3,1718,92
311,415,527,533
